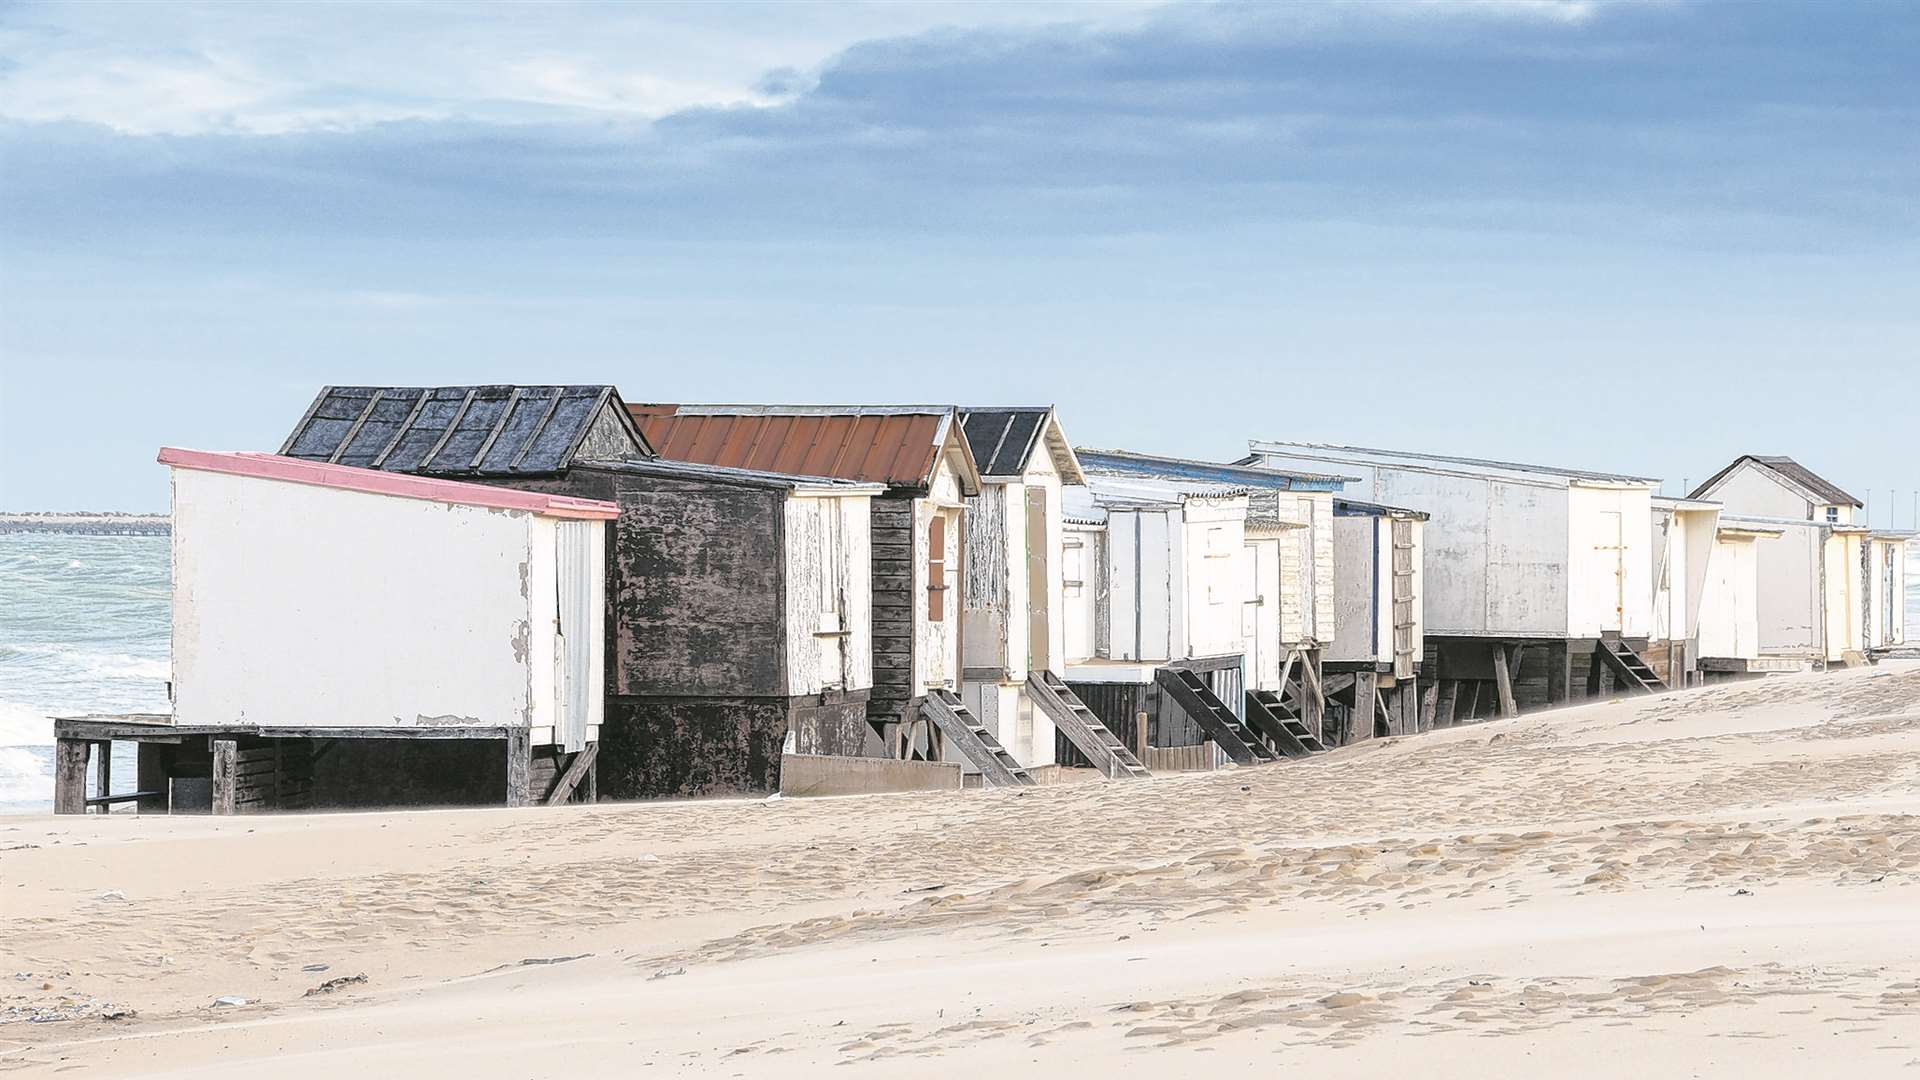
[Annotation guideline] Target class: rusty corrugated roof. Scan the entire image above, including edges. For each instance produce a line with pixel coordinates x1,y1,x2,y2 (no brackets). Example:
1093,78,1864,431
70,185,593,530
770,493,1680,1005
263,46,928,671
629,405,976,491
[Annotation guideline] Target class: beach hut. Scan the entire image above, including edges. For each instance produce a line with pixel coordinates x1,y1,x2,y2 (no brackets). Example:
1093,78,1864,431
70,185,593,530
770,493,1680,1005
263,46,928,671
1690,455,1908,664
1696,523,1794,680
624,405,1024,780
1244,441,1666,719
1648,496,1724,687
278,385,884,801
946,409,1145,778
1071,450,1394,748
1058,477,1294,769
54,447,622,815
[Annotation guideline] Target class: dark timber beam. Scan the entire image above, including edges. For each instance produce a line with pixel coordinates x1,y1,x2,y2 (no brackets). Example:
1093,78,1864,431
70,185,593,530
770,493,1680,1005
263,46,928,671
505,729,532,807
54,738,89,814
211,738,238,816
1492,644,1519,718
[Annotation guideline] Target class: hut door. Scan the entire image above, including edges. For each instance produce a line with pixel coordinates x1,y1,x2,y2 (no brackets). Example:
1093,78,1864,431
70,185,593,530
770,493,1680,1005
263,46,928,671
554,520,594,753
1026,487,1051,672
1596,510,1625,633
922,508,960,690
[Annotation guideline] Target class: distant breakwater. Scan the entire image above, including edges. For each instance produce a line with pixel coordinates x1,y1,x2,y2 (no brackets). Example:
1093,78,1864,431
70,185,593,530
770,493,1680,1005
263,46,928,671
0,515,170,537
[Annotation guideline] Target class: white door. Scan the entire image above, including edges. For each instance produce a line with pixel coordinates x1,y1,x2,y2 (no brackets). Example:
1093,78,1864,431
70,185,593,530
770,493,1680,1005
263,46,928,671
554,520,594,753
1596,510,1625,633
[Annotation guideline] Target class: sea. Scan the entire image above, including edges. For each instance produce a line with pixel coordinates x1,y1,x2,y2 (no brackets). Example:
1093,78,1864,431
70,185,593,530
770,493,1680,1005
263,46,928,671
1,534,170,812
2,531,1919,812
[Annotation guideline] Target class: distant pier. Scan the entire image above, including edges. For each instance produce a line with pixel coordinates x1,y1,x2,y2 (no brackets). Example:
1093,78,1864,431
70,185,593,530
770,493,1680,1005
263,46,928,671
0,513,170,536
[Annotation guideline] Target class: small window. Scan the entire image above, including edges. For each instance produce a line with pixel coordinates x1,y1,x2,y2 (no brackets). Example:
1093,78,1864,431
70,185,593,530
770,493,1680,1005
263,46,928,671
1825,506,1840,522
927,514,947,622
818,498,842,616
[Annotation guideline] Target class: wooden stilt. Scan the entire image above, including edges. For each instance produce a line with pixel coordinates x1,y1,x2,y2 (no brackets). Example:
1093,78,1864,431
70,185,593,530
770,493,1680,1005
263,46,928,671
1507,644,1527,711
504,728,532,807
1436,679,1459,728
1492,644,1519,718
543,742,600,806
137,742,169,813
211,738,238,816
1587,643,1604,697
1300,650,1325,744
54,738,89,814
1351,670,1376,743
1417,678,1437,733
1549,640,1572,704
93,741,113,811
1460,680,1481,722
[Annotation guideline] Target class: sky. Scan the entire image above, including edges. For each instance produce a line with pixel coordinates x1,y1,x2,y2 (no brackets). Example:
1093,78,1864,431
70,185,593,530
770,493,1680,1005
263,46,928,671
1,0,1916,520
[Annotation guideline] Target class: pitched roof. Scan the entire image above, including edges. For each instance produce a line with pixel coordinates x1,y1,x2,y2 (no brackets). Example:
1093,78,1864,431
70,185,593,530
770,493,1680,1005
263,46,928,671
281,386,649,477
159,448,620,520
1689,455,1861,507
955,407,1085,483
1080,447,1354,490
628,404,980,493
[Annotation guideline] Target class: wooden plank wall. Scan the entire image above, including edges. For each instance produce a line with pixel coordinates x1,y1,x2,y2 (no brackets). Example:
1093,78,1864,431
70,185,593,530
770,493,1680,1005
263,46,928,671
869,496,918,725
1143,743,1218,772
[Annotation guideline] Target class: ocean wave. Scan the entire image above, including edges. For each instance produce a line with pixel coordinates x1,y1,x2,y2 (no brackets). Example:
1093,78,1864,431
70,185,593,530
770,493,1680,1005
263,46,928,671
0,746,51,808
0,643,169,681
0,699,56,747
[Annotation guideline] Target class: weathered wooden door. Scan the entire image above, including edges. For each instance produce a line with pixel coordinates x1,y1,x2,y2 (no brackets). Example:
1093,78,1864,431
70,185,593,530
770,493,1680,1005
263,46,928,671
921,508,962,691
817,498,848,689
1242,544,1264,687
1026,487,1051,672
554,520,594,753
1391,518,1417,678
1596,510,1625,633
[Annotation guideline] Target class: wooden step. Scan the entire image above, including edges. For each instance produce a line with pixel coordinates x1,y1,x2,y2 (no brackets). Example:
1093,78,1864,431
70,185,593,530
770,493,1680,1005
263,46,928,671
1153,668,1273,766
1030,672,1150,779
921,691,1036,787
1247,690,1327,757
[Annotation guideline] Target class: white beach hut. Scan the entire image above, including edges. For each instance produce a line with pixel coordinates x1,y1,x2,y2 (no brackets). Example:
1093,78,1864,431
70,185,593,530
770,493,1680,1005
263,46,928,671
1244,441,1665,720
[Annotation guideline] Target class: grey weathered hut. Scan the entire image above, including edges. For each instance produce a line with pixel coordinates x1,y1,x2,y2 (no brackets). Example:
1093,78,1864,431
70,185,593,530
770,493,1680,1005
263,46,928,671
281,385,884,802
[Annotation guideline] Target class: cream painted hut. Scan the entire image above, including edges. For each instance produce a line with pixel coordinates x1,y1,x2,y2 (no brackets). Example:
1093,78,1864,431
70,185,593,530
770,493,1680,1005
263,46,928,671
1245,441,1666,720
1690,455,1906,664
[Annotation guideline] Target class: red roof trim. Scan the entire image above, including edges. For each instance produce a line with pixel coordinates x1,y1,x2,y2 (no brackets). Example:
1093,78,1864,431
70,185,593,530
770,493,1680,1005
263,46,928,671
158,448,621,520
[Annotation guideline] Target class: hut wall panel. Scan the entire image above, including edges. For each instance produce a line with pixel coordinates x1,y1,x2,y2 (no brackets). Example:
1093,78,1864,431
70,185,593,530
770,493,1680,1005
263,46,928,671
783,494,874,696
1328,515,1378,664
598,698,789,799
170,467,544,732
962,482,1012,671
520,469,789,698
310,737,507,808
869,496,918,724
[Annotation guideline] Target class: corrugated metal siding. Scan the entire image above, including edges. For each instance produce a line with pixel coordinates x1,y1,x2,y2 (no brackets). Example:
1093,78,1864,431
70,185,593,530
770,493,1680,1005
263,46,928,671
555,520,594,752
631,406,947,488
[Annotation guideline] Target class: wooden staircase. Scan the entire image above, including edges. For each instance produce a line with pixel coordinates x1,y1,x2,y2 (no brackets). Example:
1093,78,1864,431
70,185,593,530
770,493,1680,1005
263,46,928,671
1591,638,1667,695
1245,689,1328,758
920,690,1037,788
1027,672,1150,780
1153,668,1276,766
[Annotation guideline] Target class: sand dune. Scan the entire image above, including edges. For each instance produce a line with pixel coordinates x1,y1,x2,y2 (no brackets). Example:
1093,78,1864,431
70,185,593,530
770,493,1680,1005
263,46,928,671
3,662,1918,1077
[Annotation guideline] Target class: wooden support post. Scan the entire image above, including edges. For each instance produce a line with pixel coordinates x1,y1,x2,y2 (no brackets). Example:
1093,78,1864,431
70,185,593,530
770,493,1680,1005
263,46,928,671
505,728,532,807
1300,650,1325,744
1436,679,1459,728
1586,645,1603,697
1548,640,1572,705
1507,644,1527,712
1460,680,1481,722
1417,678,1437,734
93,741,113,811
1134,710,1149,761
211,738,238,816
137,742,169,813
543,742,600,806
1351,670,1376,743
54,738,89,814
1492,644,1519,718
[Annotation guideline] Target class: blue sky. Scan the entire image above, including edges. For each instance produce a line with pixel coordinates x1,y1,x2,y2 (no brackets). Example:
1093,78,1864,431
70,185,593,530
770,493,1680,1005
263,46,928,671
2,0,1916,519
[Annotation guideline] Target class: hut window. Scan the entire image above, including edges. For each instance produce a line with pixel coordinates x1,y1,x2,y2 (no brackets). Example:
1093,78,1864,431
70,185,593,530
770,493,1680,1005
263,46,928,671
1825,506,1840,522
927,513,947,622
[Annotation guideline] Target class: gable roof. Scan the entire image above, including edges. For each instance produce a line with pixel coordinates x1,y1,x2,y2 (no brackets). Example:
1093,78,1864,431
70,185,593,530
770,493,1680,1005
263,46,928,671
1689,455,1861,507
281,386,650,477
159,448,621,520
628,404,980,494
956,407,1085,484
1080,447,1353,491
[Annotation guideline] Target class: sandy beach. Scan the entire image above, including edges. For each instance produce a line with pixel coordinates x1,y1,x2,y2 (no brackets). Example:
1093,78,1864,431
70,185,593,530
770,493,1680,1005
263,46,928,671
4,662,1918,1077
